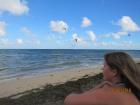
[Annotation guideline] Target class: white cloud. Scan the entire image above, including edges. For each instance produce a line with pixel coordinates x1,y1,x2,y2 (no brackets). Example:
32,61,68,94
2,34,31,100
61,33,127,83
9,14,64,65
95,42,112,46
100,42,109,46
87,31,96,42
0,38,9,45
72,33,86,45
81,17,92,27
0,0,29,15
21,27,41,45
16,38,23,44
103,16,140,40
122,40,133,45
118,16,140,32
116,40,134,49
50,20,68,33
105,31,128,39
92,41,135,49
21,27,33,35
0,21,6,36
35,40,41,45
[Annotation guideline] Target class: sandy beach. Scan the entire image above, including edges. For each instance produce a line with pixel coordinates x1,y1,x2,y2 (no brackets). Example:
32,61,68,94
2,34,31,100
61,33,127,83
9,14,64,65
0,62,139,105
0,67,102,98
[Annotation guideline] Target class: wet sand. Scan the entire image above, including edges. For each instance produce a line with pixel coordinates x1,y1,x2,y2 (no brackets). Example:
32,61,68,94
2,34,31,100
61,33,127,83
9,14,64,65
0,67,102,98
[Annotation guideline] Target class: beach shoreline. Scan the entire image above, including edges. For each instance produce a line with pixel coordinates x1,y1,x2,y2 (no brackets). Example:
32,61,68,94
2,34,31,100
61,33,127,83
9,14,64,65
0,62,139,105
0,67,102,98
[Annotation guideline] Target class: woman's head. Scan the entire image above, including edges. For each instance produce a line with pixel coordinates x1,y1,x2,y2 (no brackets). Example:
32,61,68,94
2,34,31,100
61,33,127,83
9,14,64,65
102,58,121,83
103,52,140,98
103,52,135,81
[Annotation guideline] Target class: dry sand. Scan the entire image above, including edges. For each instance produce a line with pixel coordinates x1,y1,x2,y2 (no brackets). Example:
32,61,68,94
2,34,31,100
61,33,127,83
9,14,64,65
0,67,102,98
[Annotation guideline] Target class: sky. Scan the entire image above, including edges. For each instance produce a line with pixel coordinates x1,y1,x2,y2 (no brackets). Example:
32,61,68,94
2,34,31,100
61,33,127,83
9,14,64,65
0,0,140,49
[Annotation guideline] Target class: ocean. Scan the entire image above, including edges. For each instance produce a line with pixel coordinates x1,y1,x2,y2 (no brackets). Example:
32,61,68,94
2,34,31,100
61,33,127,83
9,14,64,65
0,49,140,81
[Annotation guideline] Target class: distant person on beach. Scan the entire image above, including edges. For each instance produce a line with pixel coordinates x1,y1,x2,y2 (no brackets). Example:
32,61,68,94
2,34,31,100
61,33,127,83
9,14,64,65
64,52,140,105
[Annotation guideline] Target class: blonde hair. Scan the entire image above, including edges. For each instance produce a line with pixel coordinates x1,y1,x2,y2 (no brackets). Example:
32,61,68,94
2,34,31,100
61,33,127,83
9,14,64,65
104,52,140,99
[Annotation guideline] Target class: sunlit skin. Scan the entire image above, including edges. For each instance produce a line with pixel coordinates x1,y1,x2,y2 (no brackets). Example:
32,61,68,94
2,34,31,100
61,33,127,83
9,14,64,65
64,60,140,105
102,61,121,84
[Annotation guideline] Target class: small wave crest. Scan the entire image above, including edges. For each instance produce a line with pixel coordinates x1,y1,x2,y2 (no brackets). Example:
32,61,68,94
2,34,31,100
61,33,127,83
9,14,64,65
0,67,8,71
47,60,81,68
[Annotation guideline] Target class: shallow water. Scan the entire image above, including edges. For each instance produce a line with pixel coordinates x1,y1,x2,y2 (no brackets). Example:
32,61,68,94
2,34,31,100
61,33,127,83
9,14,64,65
0,49,140,80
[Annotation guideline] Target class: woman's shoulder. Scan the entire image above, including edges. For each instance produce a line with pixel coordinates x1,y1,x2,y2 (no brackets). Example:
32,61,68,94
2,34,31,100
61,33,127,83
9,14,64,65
99,83,140,105
64,81,140,105
64,84,115,105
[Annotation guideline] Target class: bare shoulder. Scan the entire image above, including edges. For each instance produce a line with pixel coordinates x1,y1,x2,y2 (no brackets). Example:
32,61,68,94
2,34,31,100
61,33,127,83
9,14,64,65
64,82,140,105
64,86,114,105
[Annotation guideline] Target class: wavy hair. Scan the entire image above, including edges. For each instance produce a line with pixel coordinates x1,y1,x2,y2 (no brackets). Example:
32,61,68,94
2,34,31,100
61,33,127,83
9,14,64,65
104,52,140,100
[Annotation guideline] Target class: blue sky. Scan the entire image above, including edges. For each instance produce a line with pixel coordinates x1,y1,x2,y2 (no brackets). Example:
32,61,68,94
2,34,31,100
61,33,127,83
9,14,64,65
0,0,140,49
